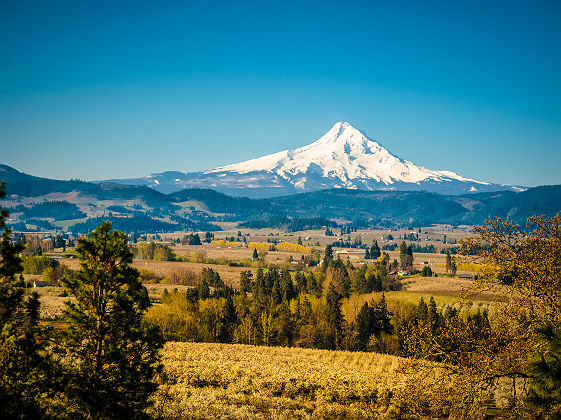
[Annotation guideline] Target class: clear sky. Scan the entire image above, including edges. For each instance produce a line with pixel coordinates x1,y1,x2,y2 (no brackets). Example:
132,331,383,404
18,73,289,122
1,0,560,187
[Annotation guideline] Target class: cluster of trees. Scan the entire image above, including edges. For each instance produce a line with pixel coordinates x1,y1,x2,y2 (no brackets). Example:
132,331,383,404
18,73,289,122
363,240,381,259
13,200,86,221
330,236,366,249
133,241,177,261
1,181,163,418
149,245,402,351
445,249,457,275
399,241,414,272
409,243,436,253
149,279,395,352
397,215,561,418
181,233,202,245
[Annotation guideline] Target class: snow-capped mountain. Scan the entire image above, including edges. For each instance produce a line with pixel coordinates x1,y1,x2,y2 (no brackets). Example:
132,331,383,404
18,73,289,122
106,122,525,198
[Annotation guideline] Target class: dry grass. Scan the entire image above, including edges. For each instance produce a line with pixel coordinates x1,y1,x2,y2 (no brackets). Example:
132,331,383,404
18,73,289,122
152,341,408,419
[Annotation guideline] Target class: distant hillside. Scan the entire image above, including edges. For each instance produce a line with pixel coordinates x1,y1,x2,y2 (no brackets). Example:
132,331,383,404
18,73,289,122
167,186,561,228
0,165,220,233
1,164,559,232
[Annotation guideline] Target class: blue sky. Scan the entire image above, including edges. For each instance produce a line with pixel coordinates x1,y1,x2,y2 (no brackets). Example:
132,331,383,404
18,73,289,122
1,0,560,187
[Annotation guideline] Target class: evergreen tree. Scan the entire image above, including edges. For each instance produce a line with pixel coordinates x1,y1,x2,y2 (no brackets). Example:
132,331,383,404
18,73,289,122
272,276,282,305
306,272,317,295
370,240,381,259
399,241,414,272
280,269,295,301
0,182,51,418
356,302,376,351
364,248,371,260
322,244,333,270
421,265,433,277
220,295,238,343
325,283,343,349
252,248,258,260
239,270,253,295
526,323,561,417
415,297,429,321
198,277,211,300
374,294,392,334
58,221,163,418
427,296,439,330
276,301,293,347
294,271,306,294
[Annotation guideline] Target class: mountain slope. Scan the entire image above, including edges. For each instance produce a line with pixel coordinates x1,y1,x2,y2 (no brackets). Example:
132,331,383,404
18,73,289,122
1,164,558,231
107,122,524,197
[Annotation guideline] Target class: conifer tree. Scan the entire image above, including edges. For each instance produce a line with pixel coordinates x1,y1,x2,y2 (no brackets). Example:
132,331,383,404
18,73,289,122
322,244,333,271
0,182,51,418
370,239,381,259
58,221,163,419
239,270,253,295
356,302,375,351
326,282,343,349
252,248,258,260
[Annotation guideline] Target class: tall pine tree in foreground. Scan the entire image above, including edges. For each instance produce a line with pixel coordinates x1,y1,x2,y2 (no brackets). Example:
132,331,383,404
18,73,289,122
0,182,50,417
58,221,163,419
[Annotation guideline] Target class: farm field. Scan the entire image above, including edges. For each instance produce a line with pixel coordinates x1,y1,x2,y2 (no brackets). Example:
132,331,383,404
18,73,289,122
151,342,409,419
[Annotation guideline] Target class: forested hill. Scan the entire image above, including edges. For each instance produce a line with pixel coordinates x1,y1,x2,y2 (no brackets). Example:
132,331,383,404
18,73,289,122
0,164,171,207
172,186,561,227
1,164,560,231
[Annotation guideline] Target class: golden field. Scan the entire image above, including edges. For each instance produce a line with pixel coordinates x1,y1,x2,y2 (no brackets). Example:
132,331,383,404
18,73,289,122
151,342,408,419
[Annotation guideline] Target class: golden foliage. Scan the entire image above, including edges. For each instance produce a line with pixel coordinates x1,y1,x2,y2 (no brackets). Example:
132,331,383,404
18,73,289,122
275,241,312,254
247,241,277,252
399,214,561,417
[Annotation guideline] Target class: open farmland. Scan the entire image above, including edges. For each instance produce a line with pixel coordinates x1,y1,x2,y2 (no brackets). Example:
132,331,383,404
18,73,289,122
151,342,409,419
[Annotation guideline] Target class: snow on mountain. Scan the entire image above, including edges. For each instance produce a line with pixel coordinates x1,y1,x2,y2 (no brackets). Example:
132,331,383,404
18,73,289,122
209,122,488,188
104,122,524,197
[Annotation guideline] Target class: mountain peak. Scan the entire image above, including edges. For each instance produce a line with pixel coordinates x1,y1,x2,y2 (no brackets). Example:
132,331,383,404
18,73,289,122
105,121,525,197
208,121,492,189
323,121,366,144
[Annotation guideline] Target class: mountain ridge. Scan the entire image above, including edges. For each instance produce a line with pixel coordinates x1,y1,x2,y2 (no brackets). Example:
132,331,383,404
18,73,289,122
105,122,525,197
0,164,559,232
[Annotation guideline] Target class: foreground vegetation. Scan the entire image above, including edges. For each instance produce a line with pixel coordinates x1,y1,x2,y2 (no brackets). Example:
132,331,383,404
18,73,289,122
2,176,561,418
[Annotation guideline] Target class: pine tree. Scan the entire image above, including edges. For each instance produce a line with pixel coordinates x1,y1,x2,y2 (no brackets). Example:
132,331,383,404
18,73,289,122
374,294,392,334
326,282,343,349
58,221,163,418
239,270,253,295
322,244,333,270
370,240,381,259
220,295,238,343
0,182,51,418
526,323,561,416
356,302,375,351
252,248,258,260
399,241,414,272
